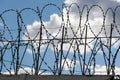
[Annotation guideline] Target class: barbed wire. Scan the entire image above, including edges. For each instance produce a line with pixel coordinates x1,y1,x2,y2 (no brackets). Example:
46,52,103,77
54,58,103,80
0,3,120,75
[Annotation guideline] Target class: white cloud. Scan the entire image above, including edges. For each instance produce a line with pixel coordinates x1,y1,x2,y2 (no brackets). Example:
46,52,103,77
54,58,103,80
94,65,120,75
61,58,79,71
26,48,32,54
18,67,35,74
60,58,120,75
23,0,120,55
22,21,41,40
113,0,120,3
64,0,78,5
21,0,120,75
23,14,62,40
2,67,51,75
2,67,35,75
64,0,120,8
2,64,120,75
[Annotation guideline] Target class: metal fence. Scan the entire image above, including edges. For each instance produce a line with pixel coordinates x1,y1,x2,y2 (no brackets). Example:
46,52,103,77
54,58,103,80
0,3,120,75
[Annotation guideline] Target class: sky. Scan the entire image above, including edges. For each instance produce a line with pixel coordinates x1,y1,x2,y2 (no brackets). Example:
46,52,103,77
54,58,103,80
1,0,120,75
0,0,63,10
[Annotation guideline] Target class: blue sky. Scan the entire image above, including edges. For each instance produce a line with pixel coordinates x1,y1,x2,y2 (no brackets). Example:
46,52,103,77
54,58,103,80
1,0,120,75
0,0,65,75
0,0,64,22
0,0,63,11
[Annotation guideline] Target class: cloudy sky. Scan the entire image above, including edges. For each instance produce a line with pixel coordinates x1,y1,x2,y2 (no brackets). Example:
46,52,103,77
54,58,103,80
1,0,120,75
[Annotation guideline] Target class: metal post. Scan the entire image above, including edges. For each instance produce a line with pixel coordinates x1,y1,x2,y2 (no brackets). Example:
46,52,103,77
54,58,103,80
107,24,113,75
59,24,64,75
83,23,88,75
